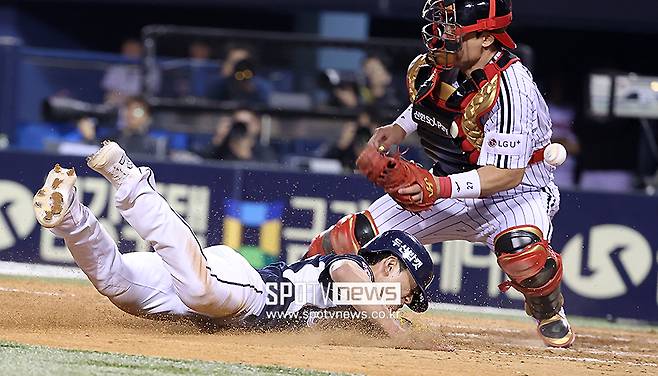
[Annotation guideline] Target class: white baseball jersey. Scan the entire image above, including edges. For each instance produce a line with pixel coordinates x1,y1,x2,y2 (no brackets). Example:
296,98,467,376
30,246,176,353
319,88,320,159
477,60,557,196
49,166,369,329
380,60,560,248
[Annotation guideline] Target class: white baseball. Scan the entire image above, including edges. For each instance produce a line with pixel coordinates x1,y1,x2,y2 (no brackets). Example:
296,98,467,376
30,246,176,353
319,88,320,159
544,143,567,166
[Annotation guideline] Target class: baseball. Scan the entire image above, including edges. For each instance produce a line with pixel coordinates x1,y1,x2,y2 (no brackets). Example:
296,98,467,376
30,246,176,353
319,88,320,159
544,143,567,166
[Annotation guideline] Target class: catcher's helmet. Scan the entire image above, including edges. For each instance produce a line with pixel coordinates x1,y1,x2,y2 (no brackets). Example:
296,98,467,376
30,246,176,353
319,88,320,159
359,230,434,313
422,0,516,60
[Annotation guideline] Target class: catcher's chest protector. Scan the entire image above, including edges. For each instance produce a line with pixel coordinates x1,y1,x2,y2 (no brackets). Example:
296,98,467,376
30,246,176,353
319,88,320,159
407,50,519,176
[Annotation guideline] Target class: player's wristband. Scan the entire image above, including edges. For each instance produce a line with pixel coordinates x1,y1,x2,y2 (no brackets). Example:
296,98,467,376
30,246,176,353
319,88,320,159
394,104,417,135
437,170,482,199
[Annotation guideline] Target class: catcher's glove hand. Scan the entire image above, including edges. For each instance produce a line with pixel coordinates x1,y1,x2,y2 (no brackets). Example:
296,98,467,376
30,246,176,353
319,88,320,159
356,145,439,212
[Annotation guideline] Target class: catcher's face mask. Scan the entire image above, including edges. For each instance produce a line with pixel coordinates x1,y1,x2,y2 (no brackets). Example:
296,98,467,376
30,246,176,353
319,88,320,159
421,0,461,68
422,0,516,68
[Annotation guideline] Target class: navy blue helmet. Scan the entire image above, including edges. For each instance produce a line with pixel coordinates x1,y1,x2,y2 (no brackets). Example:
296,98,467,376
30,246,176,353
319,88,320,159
360,230,435,312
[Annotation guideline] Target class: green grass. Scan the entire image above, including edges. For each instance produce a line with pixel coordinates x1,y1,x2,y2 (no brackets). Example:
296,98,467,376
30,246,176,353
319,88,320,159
0,341,349,376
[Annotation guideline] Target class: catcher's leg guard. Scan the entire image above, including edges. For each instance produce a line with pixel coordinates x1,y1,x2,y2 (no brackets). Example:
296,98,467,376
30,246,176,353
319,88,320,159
494,225,575,348
304,211,379,259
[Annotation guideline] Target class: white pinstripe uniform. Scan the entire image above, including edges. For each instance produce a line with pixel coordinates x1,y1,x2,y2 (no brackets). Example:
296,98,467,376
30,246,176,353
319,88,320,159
370,59,560,249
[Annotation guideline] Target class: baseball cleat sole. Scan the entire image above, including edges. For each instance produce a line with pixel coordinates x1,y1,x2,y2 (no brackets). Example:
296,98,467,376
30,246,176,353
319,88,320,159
33,164,77,228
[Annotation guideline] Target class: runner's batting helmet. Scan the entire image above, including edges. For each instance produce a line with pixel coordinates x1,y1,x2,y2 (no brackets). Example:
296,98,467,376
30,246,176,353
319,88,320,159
359,230,434,312
422,0,516,66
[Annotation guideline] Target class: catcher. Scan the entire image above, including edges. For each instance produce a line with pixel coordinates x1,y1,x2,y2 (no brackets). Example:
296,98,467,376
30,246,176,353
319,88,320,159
32,141,436,345
304,0,575,347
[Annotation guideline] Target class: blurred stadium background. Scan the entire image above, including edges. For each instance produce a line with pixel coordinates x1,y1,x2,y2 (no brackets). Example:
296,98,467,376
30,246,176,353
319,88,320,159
0,1,658,373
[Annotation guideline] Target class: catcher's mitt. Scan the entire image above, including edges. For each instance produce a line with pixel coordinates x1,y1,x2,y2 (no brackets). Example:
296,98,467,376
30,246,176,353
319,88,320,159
356,145,439,212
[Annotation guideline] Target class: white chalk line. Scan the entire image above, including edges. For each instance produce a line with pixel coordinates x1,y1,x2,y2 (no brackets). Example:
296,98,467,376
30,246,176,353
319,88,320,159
0,286,76,297
577,333,631,342
440,325,658,362
461,349,658,368
430,302,525,317
441,327,634,344
579,347,658,360
428,321,523,334
0,261,85,280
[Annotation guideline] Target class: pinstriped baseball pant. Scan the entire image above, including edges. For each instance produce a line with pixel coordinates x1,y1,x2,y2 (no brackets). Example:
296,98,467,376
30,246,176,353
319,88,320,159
368,184,560,250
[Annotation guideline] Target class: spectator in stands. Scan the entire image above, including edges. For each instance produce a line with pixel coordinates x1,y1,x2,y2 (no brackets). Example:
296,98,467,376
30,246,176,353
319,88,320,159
186,41,216,98
207,45,271,104
355,107,381,132
232,108,276,161
320,69,360,108
218,121,256,161
108,96,160,156
359,55,401,109
189,40,212,61
319,119,373,171
102,39,160,106
202,109,276,162
232,108,261,138
319,55,401,110
63,117,98,145
201,116,233,160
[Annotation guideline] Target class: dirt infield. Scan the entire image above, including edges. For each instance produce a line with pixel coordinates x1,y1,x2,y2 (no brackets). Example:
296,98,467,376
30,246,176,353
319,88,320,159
0,276,655,375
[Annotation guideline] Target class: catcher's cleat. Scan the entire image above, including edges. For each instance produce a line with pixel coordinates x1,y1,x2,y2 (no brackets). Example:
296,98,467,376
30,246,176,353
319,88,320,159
33,164,77,228
87,140,138,188
536,307,575,348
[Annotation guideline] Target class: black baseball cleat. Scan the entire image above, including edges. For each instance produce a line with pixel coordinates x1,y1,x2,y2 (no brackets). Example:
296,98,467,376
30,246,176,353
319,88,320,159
536,307,575,348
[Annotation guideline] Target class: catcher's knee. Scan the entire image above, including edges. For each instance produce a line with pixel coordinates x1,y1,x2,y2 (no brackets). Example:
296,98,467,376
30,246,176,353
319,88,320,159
304,211,379,259
494,225,564,320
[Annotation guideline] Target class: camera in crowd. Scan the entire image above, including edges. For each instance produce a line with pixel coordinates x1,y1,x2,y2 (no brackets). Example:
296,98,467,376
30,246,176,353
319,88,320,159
318,69,358,91
41,96,118,123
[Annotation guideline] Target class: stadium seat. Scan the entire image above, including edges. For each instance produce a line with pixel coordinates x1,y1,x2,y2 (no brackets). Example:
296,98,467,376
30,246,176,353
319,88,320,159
14,123,61,151
292,139,325,156
150,130,189,151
